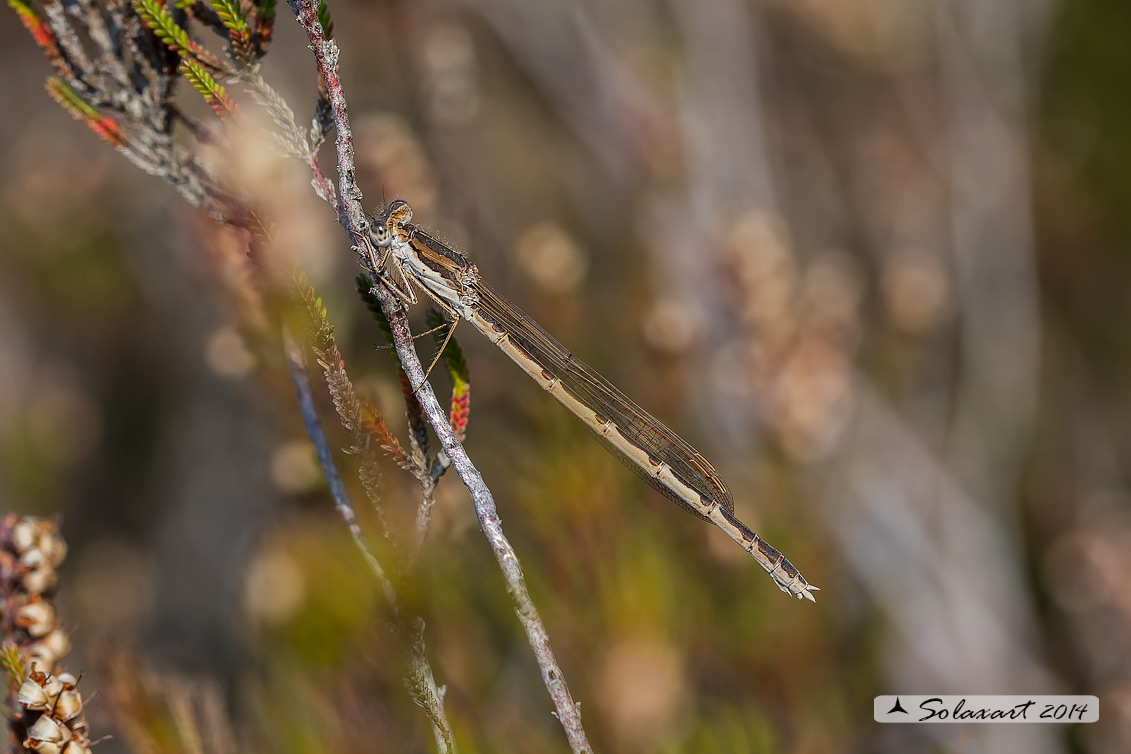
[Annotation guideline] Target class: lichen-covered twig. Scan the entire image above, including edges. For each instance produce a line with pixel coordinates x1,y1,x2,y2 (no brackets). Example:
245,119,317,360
285,3,592,750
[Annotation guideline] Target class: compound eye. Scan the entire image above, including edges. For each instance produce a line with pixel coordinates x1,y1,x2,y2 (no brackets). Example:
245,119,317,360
372,222,390,246
387,200,413,225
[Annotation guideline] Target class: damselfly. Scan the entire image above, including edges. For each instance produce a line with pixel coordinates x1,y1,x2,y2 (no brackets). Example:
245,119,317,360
363,200,817,601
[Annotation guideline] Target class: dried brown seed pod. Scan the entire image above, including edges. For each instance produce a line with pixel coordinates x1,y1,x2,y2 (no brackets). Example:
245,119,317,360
24,645,59,676
7,518,41,554
24,715,70,754
54,686,84,723
39,630,72,662
38,531,67,568
18,548,59,595
16,598,56,637
16,673,64,711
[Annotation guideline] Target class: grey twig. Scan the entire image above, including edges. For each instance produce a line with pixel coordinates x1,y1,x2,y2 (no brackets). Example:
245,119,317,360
285,0,366,237
285,2,592,750
374,286,592,754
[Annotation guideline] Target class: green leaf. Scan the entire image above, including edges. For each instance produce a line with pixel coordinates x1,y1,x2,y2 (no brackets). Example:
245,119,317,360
0,644,26,687
356,273,395,346
316,0,333,39
257,0,276,24
134,0,225,71
9,0,62,62
209,0,249,36
135,0,191,51
46,77,127,145
297,278,333,351
46,77,99,120
180,58,238,120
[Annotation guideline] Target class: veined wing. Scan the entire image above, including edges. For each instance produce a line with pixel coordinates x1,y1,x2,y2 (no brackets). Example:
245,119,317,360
468,280,736,521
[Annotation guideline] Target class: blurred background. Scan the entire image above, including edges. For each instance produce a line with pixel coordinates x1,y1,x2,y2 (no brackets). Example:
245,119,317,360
1,0,1129,752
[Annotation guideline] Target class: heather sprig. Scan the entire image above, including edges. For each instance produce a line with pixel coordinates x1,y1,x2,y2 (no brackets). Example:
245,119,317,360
356,273,396,354
426,307,471,443
8,0,63,70
354,274,432,459
134,0,227,73
315,0,332,39
46,78,126,147
255,0,277,45
362,399,415,474
209,0,252,63
298,276,403,533
180,58,239,121
210,0,248,36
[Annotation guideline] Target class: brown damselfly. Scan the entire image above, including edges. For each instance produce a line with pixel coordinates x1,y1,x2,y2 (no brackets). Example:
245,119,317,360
364,200,817,601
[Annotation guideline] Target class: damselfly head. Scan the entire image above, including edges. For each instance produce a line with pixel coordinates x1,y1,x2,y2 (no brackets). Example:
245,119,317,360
369,200,414,247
